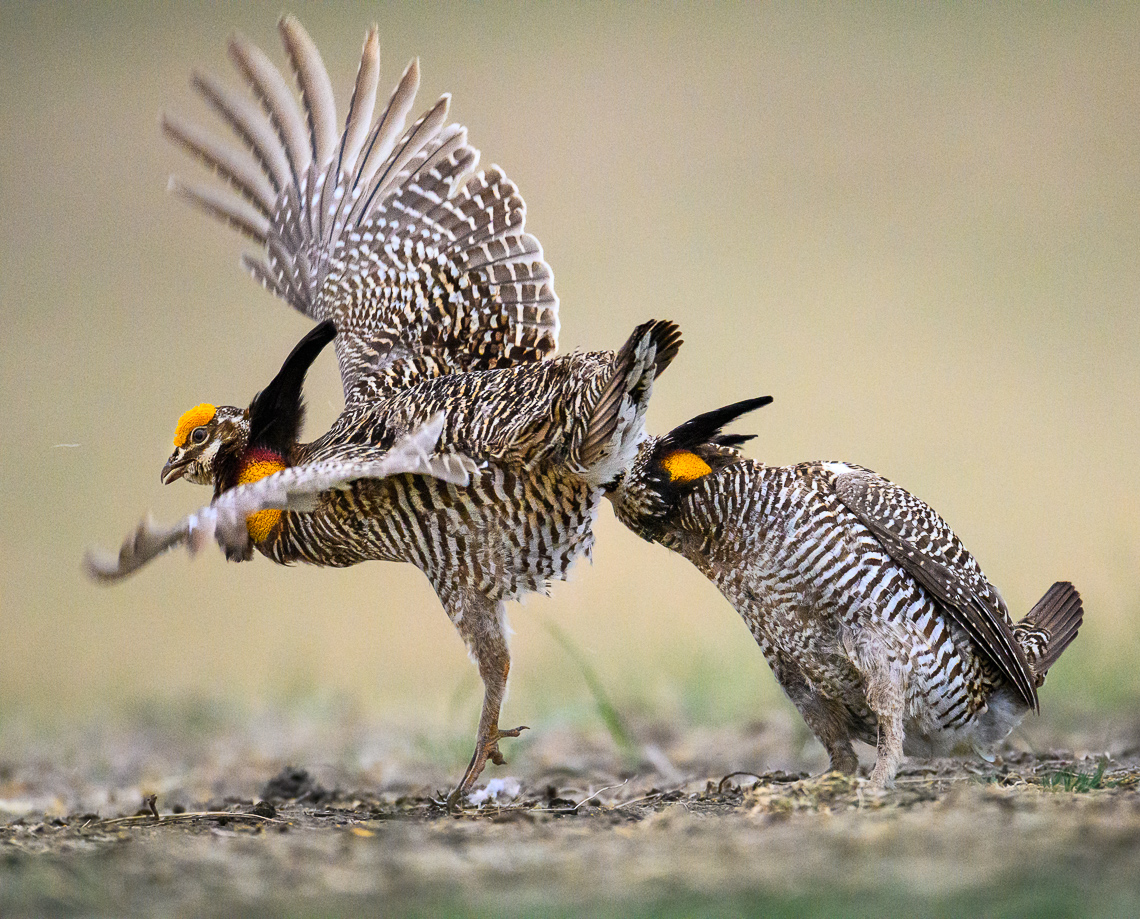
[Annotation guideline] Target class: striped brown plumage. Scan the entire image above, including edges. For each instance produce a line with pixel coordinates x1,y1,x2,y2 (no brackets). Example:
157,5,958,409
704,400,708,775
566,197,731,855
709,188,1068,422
609,400,1083,787
88,15,682,801
162,15,559,406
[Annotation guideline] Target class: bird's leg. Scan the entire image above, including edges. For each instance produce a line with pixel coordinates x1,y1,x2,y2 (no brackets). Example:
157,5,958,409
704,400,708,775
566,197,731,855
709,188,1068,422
800,699,860,776
772,656,859,775
862,658,906,789
443,589,528,808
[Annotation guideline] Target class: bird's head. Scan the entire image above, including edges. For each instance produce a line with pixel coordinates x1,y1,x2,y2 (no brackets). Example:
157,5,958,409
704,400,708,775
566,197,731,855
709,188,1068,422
159,320,337,491
161,403,249,486
604,433,681,542
606,396,772,543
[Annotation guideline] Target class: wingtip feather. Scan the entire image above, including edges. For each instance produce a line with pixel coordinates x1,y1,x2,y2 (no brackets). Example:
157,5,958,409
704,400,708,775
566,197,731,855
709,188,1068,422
278,12,338,166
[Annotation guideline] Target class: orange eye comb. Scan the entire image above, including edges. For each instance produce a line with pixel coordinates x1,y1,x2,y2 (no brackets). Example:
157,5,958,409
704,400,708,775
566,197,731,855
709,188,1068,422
173,403,216,447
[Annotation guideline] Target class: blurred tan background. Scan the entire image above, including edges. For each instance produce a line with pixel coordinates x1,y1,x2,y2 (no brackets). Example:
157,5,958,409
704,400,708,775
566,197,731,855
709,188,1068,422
1,3,1137,741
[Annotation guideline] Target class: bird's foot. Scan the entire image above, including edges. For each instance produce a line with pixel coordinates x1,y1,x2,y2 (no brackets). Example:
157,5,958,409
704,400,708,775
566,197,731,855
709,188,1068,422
486,724,528,766
446,724,529,811
867,762,897,790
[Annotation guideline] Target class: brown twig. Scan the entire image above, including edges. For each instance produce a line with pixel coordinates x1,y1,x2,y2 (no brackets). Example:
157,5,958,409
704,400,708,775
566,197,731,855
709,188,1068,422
82,810,283,830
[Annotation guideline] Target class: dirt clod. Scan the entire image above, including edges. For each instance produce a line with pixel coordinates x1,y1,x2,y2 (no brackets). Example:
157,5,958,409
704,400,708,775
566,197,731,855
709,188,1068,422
260,766,332,803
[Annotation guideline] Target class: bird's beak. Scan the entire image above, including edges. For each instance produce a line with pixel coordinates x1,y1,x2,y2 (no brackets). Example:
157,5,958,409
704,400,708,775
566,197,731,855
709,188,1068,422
161,452,188,485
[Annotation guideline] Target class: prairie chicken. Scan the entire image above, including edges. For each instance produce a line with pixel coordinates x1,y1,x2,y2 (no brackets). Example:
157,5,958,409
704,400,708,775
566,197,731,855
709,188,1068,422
609,399,1083,787
86,15,682,800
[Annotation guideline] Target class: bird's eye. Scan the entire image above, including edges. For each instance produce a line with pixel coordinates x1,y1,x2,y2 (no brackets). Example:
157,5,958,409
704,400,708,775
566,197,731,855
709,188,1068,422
190,427,208,445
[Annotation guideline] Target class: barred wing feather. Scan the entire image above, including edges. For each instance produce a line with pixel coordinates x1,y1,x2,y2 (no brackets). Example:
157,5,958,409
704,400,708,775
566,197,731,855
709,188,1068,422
164,15,559,404
832,469,1039,711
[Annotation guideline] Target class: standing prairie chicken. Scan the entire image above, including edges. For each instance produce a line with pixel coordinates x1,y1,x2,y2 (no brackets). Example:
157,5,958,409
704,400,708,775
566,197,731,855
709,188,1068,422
609,399,1083,787
86,15,682,801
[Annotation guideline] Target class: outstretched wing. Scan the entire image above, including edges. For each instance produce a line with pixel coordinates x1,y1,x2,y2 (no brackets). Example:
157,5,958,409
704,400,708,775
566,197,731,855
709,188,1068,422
84,415,476,582
164,15,559,404
831,467,1039,712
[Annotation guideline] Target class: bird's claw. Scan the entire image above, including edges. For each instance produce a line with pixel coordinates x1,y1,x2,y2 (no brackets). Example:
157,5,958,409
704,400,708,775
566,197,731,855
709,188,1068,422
488,724,528,766
447,724,530,810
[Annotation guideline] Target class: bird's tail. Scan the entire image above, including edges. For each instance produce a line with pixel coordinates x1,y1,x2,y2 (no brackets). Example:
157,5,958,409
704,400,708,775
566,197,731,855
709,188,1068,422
574,320,683,487
1014,581,1084,686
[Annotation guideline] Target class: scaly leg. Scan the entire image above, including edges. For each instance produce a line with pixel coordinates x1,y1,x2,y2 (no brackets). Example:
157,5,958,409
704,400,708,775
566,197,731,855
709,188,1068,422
442,588,528,808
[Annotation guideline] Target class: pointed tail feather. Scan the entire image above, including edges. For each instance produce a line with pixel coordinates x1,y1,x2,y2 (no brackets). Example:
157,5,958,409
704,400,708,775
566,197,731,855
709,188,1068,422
577,320,681,479
1015,581,1083,681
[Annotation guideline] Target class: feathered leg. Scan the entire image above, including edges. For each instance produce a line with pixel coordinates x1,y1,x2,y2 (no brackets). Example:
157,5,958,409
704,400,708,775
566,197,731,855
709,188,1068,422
862,658,906,788
772,656,859,775
841,630,907,787
442,587,528,807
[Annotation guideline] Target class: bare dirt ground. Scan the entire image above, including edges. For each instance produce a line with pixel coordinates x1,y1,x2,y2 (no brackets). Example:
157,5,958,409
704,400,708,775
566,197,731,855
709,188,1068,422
2,708,1139,918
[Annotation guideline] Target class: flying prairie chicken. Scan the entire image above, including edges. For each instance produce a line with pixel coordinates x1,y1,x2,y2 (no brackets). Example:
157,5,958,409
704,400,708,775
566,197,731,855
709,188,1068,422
608,398,1083,787
86,15,681,801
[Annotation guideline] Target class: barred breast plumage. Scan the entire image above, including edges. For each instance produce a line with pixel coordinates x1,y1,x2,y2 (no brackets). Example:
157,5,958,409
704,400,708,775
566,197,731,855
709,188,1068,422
265,338,678,603
610,400,1083,786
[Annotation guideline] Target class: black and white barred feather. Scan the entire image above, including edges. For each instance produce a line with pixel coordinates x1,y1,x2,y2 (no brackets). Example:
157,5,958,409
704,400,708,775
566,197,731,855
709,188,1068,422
96,15,685,799
163,14,559,404
84,414,475,581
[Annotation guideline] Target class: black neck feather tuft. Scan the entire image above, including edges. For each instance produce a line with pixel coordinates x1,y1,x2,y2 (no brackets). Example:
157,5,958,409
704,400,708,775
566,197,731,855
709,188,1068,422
660,396,773,452
247,320,337,457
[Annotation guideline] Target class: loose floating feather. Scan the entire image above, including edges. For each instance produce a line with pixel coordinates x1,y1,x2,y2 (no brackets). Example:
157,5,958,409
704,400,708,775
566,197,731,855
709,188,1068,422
83,414,477,582
164,15,560,405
